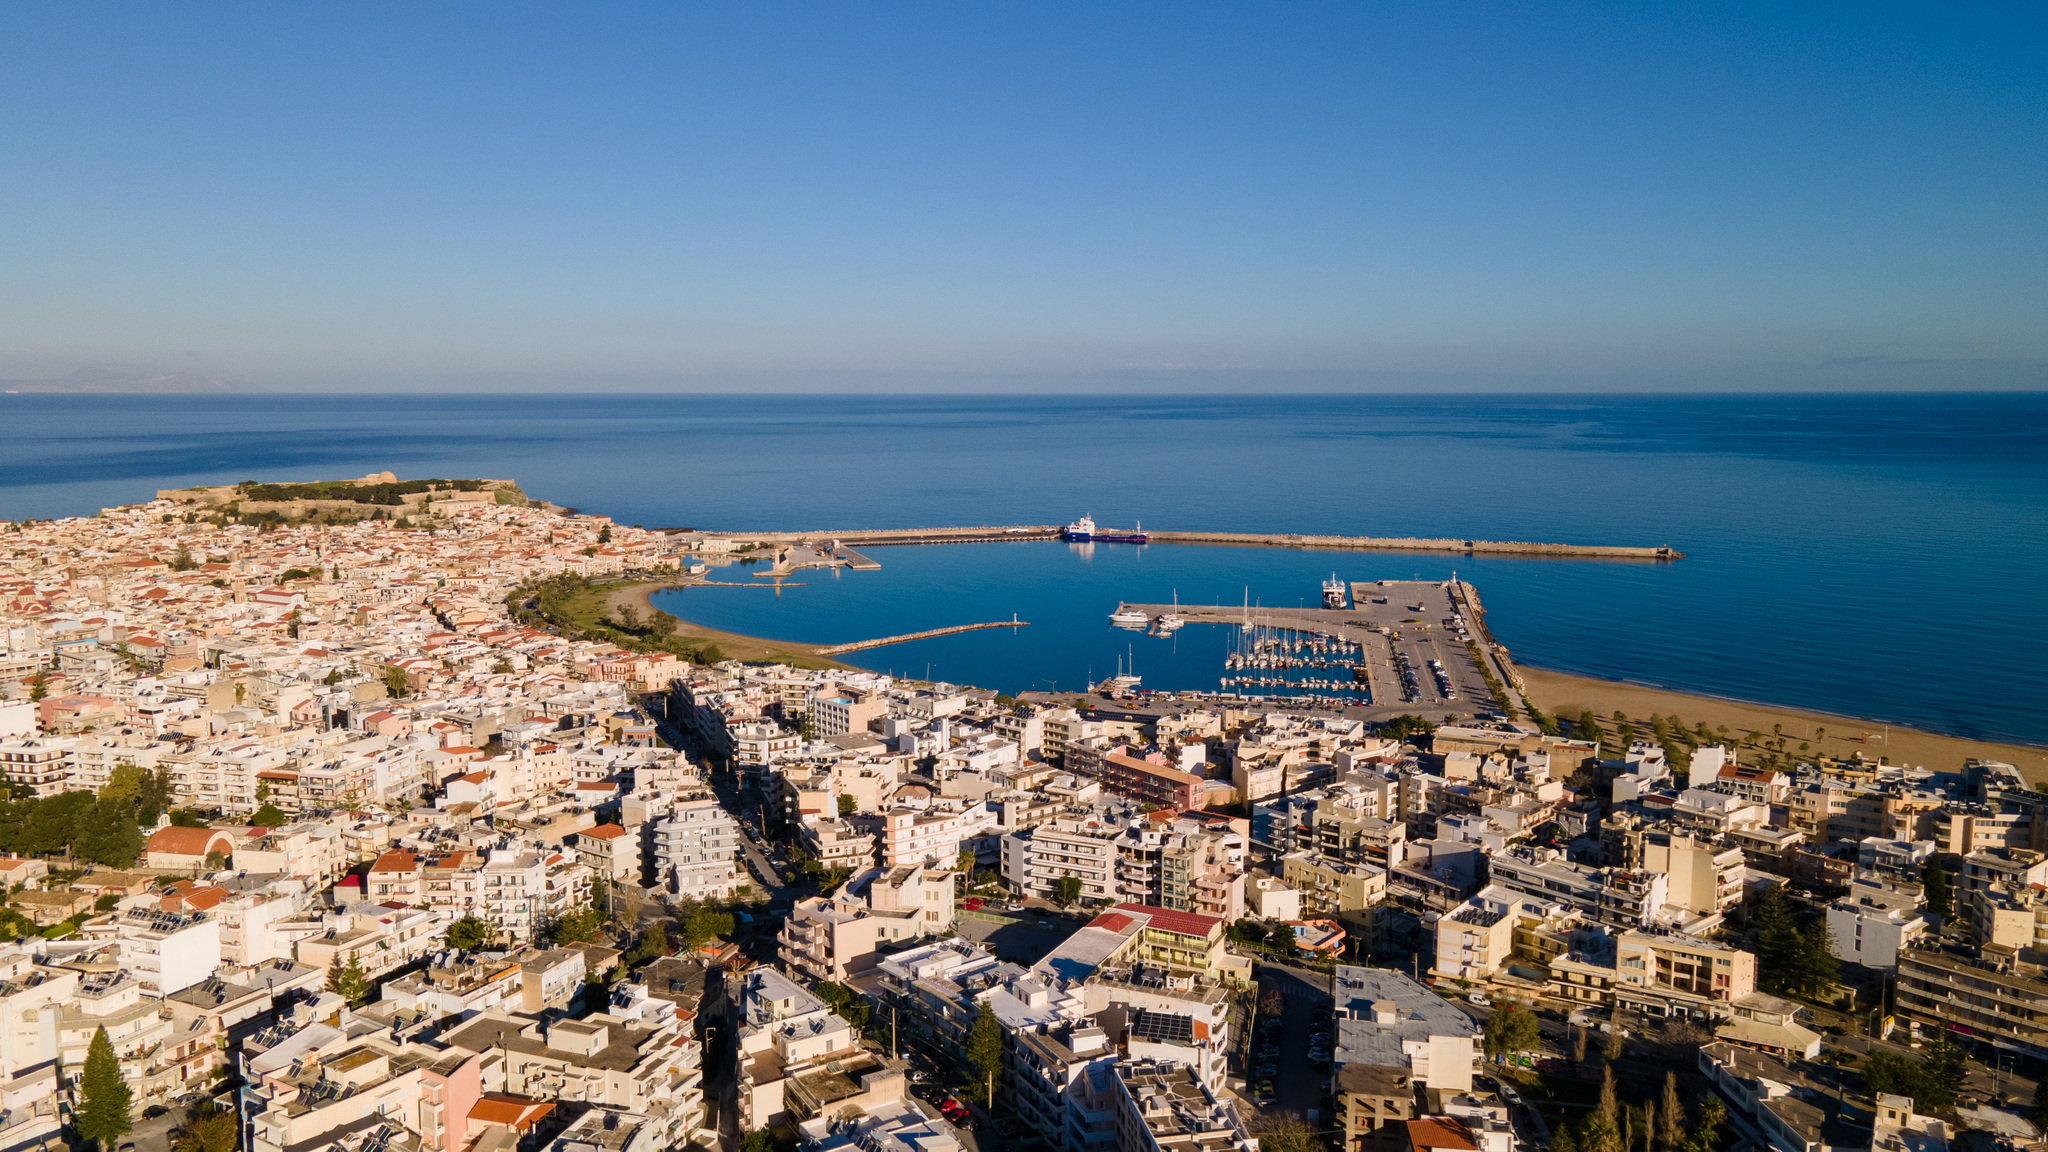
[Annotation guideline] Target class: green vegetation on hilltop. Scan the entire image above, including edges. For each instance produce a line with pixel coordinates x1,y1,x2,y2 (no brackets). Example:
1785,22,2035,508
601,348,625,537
235,478,485,505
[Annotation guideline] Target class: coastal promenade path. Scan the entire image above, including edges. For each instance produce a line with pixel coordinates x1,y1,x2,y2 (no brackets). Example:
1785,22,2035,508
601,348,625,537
815,619,1029,656
702,525,1681,559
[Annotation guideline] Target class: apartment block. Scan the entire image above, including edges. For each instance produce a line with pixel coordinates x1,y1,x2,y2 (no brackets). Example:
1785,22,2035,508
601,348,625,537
652,798,742,900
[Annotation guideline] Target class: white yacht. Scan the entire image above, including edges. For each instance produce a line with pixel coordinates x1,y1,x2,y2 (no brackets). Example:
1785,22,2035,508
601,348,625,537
1154,590,1185,632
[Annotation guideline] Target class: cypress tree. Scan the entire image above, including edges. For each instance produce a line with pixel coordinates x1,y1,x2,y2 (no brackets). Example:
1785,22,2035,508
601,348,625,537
75,1025,132,1151
964,1003,1004,1104
327,956,370,1007
1922,856,1951,921
1659,1072,1682,1150
1796,915,1841,998
1753,885,1800,993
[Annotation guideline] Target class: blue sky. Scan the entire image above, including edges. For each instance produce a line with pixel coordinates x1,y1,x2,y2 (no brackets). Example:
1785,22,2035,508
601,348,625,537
1,3,2043,391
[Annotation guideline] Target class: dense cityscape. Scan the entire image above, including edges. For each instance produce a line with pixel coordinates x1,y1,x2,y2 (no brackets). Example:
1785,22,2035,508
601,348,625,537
0,475,2042,1152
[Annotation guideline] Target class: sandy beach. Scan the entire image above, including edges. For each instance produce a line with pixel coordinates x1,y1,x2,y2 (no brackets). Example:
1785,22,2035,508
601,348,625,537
610,580,847,668
1518,665,2048,783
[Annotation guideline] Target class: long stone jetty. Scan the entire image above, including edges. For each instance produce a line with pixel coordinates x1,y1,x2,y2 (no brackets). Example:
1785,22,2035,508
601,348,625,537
1144,530,1681,559
703,525,1680,559
815,619,1030,656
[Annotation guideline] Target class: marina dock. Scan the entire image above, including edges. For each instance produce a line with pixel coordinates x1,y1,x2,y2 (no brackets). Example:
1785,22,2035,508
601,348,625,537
1116,579,1500,718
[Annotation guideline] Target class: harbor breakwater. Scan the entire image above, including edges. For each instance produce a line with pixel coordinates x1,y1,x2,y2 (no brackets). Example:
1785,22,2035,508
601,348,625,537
700,525,1681,559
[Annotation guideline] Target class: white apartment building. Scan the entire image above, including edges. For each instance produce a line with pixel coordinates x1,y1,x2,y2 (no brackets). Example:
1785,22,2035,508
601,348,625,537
115,907,222,995
875,802,997,870
1003,811,1124,904
811,691,886,738
0,738,77,797
213,883,317,966
67,737,164,794
1827,878,1930,971
164,737,282,813
653,798,743,899
732,721,800,766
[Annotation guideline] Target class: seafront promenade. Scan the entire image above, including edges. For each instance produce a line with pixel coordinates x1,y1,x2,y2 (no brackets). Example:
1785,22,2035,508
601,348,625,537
696,524,1683,559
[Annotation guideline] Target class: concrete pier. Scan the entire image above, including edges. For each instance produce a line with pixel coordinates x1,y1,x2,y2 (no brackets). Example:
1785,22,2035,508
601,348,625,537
705,524,1679,559
816,619,1030,656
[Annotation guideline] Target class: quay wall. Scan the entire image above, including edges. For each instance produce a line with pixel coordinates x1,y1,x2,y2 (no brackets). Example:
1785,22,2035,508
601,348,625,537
1142,530,1680,559
710,525,1680,559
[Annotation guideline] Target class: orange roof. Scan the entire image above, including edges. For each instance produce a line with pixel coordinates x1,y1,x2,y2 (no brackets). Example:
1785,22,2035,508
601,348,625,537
145,826,238,858
1110,902,1220,939
467,1096,556,1131
162,884,228,912
370,850,419,874
1406,1118,1476,1152
1090,912,1139,934
582,824,629,840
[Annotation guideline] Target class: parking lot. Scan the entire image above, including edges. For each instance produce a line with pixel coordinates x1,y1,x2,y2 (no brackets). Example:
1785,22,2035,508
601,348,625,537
955,905,1085,967
1244,964,1336,1127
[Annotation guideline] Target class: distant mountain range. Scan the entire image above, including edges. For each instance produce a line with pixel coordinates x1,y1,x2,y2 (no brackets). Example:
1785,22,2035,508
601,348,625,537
2,368,264,394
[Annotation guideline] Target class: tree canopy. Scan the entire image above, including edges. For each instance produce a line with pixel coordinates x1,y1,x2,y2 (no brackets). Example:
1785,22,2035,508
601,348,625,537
446,916,494,950
1053,875,1084,905
75,1025,132,1150
684,909,735,948
1863,1030,1966,1113
1482,1003,1541,1062
174,1107,239,1152
550,907,605,946
0,790,154,868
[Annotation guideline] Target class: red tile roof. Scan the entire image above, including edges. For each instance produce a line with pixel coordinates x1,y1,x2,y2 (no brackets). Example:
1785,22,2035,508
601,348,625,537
1405,1118,1476,1152
1111,902,1221,939
144,826,238,858
468,1095,556,1131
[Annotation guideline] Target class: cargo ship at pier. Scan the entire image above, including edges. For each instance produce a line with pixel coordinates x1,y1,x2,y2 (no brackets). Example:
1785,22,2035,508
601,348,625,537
1063,515,1148,544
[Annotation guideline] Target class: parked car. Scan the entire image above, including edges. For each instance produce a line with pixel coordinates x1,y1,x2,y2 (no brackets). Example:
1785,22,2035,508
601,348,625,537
1468,992,1491,1006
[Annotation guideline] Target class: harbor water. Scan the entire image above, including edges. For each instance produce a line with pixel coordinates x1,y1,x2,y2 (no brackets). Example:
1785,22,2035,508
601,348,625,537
3,391,2044,743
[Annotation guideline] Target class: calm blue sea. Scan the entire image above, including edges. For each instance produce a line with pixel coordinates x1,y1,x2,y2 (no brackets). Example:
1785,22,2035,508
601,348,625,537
4,392,2044,744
